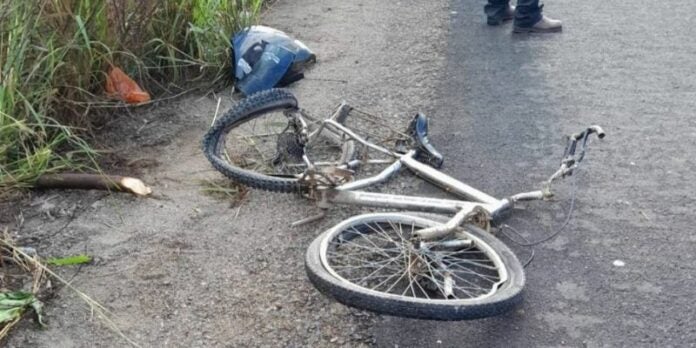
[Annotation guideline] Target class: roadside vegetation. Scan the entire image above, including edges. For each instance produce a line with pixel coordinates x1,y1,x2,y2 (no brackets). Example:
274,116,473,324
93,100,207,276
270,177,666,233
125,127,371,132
1,1,263,344
0,0,264,195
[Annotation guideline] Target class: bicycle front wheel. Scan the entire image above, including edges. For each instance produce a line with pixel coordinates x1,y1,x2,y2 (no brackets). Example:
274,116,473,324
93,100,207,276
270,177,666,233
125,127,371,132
305,213,525,320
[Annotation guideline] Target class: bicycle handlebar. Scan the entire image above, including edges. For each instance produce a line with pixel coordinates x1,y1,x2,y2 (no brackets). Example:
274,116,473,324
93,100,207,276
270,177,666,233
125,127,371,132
563,125,605,164
530,124,607,195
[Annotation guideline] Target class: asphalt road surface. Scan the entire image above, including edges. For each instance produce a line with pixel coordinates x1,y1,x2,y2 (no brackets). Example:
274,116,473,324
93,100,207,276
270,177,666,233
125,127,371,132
374,0,696,346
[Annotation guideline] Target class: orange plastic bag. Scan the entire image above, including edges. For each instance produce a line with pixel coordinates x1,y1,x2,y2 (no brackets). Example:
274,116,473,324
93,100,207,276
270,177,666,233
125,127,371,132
105,66,151,104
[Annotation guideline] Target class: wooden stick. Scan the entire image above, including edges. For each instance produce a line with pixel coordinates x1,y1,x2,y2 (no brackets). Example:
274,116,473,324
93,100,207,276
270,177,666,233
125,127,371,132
35,174,152,197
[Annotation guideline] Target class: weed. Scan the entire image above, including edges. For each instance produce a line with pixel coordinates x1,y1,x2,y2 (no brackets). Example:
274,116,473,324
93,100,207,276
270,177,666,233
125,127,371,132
45,254,92,266
0,230,140,346
0,0,265,193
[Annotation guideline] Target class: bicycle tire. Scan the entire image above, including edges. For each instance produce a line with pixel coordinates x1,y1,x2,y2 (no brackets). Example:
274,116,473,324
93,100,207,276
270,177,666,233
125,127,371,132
305,213,525,320
202,89,306,193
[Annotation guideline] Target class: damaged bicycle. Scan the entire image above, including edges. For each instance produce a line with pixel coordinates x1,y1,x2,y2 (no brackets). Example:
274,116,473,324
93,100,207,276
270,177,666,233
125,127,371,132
202,89,605,320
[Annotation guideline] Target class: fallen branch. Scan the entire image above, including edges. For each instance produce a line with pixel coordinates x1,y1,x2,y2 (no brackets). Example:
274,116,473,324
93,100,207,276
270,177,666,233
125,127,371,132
35,174,152,196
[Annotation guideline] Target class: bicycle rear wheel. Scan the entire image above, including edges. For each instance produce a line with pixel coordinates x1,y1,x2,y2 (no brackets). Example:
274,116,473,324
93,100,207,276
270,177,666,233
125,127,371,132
203,89,414,192
305,213,525,320
203,89,357,192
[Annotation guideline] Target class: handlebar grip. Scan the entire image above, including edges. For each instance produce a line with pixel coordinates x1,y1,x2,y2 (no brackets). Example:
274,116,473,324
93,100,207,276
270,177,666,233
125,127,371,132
592,126,606,139
564,125,605,163
571,125,605,141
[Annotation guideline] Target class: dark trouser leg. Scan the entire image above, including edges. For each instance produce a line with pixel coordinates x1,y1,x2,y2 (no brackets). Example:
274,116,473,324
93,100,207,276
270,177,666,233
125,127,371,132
484,0,511,25
514,0,543,28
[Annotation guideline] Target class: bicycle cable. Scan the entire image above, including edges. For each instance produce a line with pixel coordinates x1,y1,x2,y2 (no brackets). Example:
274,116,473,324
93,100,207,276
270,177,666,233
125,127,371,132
499,137,588,268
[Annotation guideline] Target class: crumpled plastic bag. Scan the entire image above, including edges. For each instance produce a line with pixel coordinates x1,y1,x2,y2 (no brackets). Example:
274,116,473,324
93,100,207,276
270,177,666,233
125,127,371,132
232,26,316,96
105,66,151,104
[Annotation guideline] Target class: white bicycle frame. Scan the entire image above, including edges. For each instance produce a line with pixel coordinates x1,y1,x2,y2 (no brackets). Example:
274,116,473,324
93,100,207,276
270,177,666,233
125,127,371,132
299,109,604,239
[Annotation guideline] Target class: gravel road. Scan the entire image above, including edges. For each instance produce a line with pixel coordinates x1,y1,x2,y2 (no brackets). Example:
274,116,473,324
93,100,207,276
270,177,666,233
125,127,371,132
3,0,451,347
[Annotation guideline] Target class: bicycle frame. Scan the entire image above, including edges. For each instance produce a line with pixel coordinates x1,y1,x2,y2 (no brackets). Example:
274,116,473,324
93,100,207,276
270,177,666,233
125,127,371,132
327,150,510,219
299,109,604,238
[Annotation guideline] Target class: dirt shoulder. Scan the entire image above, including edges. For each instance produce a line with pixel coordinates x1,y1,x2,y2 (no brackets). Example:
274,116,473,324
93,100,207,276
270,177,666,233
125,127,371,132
3,0,449,347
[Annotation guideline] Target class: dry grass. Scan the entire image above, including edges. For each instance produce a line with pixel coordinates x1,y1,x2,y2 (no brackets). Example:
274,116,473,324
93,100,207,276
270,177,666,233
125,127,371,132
0,229,141,346
199,178,249,206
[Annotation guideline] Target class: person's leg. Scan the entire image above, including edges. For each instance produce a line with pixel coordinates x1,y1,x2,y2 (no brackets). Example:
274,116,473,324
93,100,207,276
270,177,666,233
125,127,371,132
485,0,515,26
513,0,542,28
513,0,562,33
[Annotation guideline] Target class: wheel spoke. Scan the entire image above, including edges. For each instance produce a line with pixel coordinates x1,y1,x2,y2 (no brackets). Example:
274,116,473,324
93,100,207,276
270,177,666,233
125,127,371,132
337,229,397,259
413,275,431,299
335,253,404,284
384,268,409,294
421,260,460,298
372,268,407,292
327,251,402,270
366,223,403,248
438,266,493,294
328,245,401,258
442,257,499,271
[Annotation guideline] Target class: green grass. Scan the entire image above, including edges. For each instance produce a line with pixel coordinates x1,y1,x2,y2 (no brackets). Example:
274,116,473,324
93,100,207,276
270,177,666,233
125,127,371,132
0,291,44,327
46,254,92,266
0,0,264,194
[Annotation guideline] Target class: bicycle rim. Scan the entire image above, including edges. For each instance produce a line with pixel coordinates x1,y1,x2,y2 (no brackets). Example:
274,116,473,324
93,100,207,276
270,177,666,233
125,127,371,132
319,214,509,303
